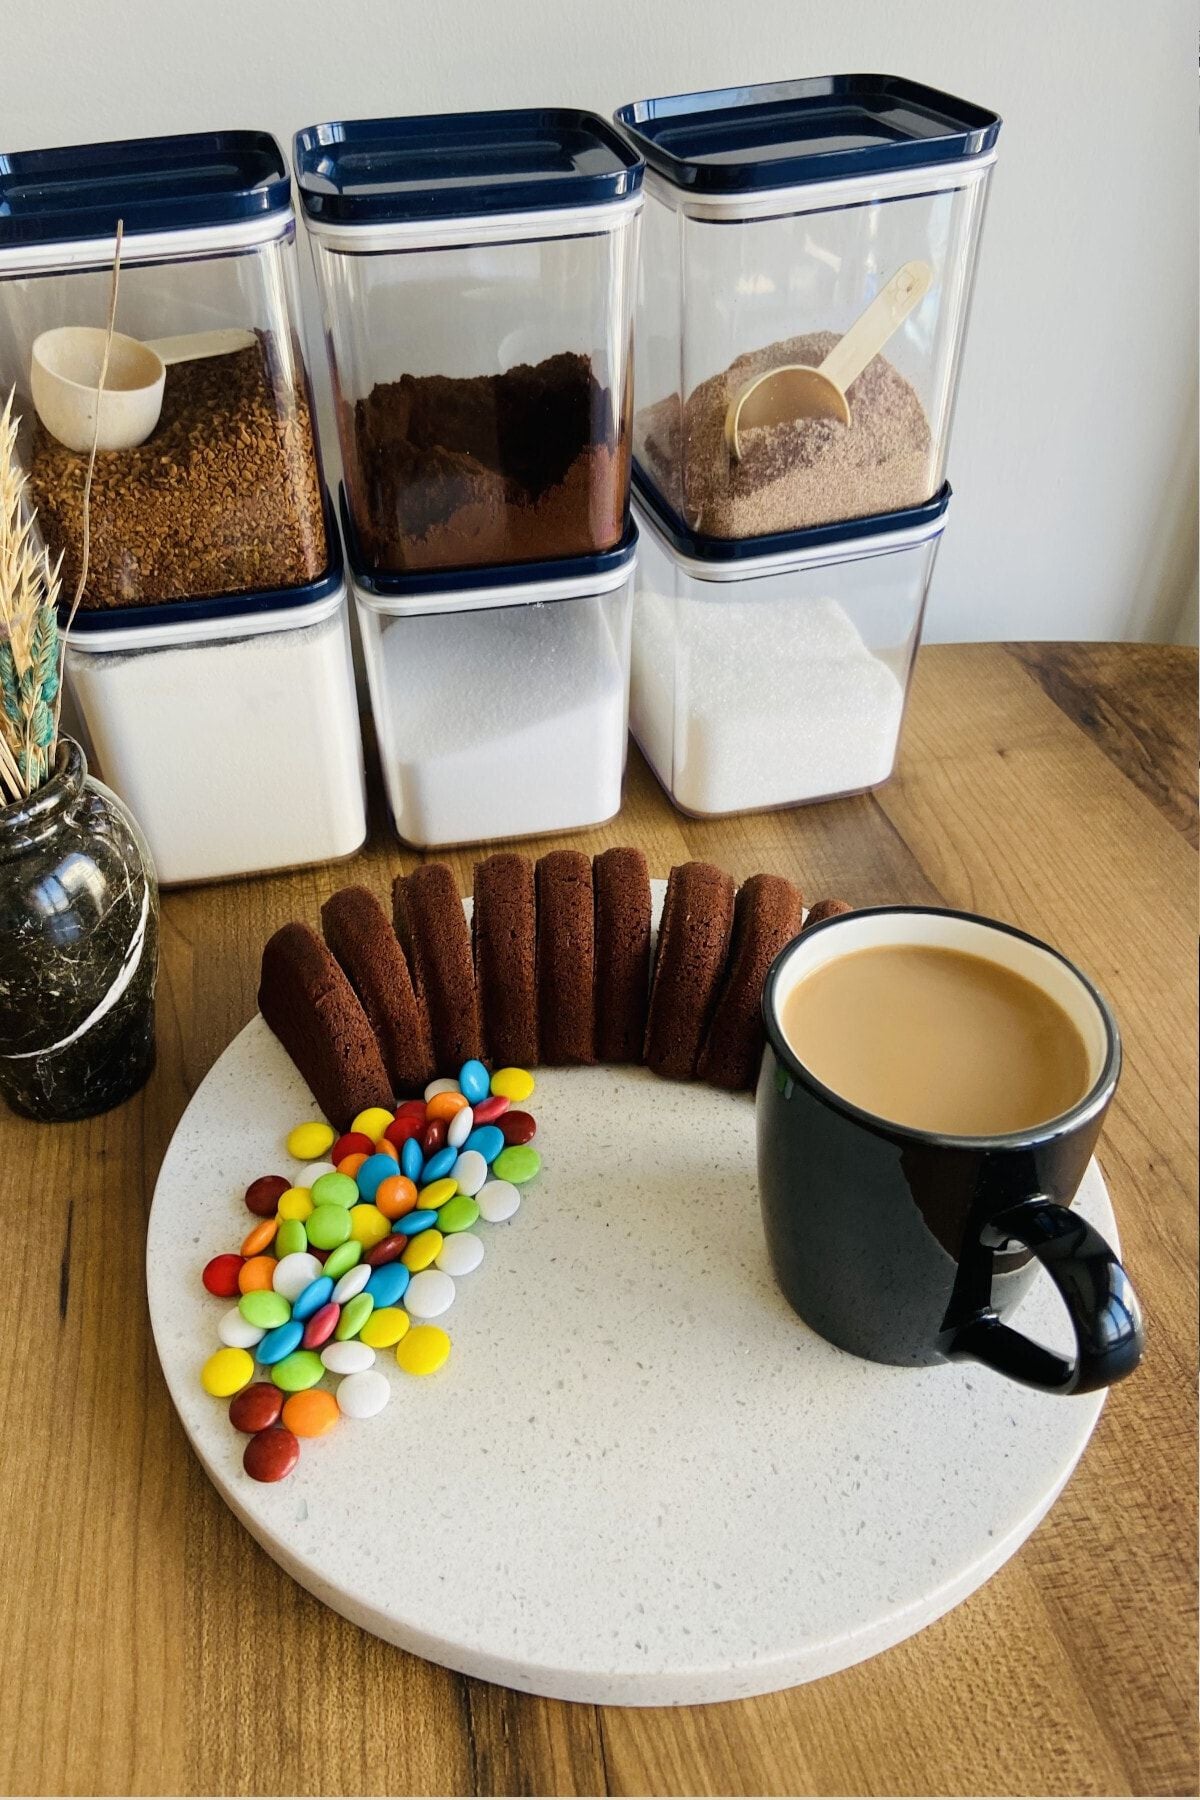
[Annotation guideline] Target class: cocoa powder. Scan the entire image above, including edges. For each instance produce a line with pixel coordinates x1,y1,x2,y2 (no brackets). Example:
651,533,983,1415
344,350,628,572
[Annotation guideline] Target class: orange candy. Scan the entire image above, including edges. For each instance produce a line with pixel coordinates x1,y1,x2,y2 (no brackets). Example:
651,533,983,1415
237,1254,277,1293
425,1091,469,1123
375,1174,418,1221
372,1137,400,1163
337,1152,369,1178
240,1217,278,1258
282,1388,339,1437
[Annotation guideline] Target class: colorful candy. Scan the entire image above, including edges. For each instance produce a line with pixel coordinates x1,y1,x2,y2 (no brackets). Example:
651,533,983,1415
375,1174,418,1220
472,1095,509,1125
437,1195,479,1234
282,1388,339,1437
244,1426,300,1482
476,1180,520,1223
203,1253,243,1298
275,1218,308,1258
320,1340,374,1374
446,1105,474,1148
436,1232,484,1277
302,1302,340,1349
404,1268,455,1320
331,1130,374,1163
277,1185,314,1222
363,1235,408,1269
400,1137,424,1182
451,1150,487,1196
272,1251,323,1299
335,1292,375,1340
270,1349,325,1392
240,1216,278,1258
311,1170,358,1209
287,1121,335,1161
306,1204,352,1251
421,1145,457,1183
354,1153,397,1201
332,1264,371,1304
201,1347,254,1397
350,1106,395,1141
239,1289,291,1330
228,1383,282,1433
458,1059,490,1103
365,1262,410,1307
426,1089,469,1123
244,1174,289,1217
238,1254,277,1294
292,1276,334,1322
493,1146,541,1185
359,1306,410,1349
392,1207,437,1235
401,1228,443,1271
349,1204,391,1249
219,1307,265,1349
500,1110,537,1146
489,1066,535,1103
335,1369,391,1418
396,1324,451,1375
257,1319,304,1364
463,1124,504,1163
321,1239,362,1282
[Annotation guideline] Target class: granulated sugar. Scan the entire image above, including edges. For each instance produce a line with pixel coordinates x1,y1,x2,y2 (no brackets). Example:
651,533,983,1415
630,586,905,815
371,598,627,846
636,333,933,537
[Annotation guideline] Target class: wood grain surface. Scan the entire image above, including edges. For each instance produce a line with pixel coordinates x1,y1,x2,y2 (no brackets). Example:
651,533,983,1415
0,644,1194,1800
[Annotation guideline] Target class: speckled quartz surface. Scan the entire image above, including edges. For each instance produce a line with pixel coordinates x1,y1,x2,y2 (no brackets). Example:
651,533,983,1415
147,887,1114,1706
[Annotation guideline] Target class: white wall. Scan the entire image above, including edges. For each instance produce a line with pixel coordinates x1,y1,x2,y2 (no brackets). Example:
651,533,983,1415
1,0,1195,643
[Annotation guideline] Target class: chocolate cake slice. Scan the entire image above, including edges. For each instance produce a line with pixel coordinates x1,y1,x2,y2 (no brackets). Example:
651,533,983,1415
594,846,652,1063
258,921,393,1131
320,884,435,1096
536,849,596,1064
392,863,484,1072
698,872,804,1090
802,898,853,931
473,852,538,1068
644,862,736,1080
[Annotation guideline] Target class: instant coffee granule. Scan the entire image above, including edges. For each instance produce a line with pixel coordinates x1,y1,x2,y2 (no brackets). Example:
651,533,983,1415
28,332,326,607
344,350,628,572
636,332,934,537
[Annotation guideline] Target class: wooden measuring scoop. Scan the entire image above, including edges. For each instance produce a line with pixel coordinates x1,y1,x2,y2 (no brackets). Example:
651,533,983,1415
724,260,933,461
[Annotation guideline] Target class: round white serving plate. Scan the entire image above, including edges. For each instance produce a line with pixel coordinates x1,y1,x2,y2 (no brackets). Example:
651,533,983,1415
148,885,1114,1706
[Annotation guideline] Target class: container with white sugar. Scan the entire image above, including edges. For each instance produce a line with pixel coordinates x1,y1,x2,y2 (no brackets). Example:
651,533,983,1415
630,476,948,817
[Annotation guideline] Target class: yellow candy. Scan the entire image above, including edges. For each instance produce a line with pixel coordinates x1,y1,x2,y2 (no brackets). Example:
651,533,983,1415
286,1120,335,1160
352,1106,396,1141
419,1176,458,1209
201,1347,254,1397
490,1066,535,1103
348,1203,390,1249
360,1306,410,1349
277,1185,313,1222
396,1323,451,1376
401,1228,443,1271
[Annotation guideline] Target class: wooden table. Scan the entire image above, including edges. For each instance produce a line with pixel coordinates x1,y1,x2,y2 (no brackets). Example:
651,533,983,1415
2,644,1195,1799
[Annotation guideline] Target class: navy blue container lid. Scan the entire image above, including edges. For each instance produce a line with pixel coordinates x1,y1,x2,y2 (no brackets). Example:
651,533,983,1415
633,464,950,565
0,130,292,247
294,109,643,226
341,486,636,599
62,490,341,638
615,75,1000,195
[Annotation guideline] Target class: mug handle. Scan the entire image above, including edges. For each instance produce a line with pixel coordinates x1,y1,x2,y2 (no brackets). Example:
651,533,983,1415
947,1197,1144,1394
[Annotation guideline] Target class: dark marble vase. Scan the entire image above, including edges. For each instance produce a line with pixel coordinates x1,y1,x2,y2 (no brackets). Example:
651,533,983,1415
0,737,159,1121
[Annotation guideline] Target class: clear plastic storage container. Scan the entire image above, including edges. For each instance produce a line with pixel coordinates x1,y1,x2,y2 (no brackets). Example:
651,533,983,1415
64,504,365,885
347,492,636,846
0,130,327,608
295,110,643,576
615,77,999,538
630,475,949,817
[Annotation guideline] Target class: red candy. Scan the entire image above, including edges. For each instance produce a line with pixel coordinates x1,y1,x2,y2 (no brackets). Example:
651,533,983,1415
383,1113,422,1147
472,1095,510,1124
228,1382,284,1434
202,1253,244,1297
364,1235,407,1267
301,1302,340,1349
331,1130,374,1163
500,1109,536,1146
395,1099,426,1121
420,1118,446,1155
243,1426,300,1483
244,1175,288,1218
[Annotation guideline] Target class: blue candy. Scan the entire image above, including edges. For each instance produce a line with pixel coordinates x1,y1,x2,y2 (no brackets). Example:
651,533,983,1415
422,1145,457,1183
464,1124,504,1163
356,1152,398,1201
256,1319,304,1365
392,1207,437,1235
365,1263,410,1307
458,1059,490,1104
291,1275,334,1322
400,1136,424,1182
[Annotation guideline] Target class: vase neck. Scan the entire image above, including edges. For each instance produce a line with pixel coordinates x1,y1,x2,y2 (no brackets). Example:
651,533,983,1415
0,738,88,860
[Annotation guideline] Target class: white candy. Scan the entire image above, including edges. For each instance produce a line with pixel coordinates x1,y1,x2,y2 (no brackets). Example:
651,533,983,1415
477,1179,521,1223
336,1369,391,1419
404,1268,456,1319
435,1232,484,1277
451,1149,487,1196
425,1077,459,1100
332,1264,371,1303
297,1160,337,1186
447,1105,474,1148
321,1340,375,1374
218,1307,264,1349
272,1251,323,1299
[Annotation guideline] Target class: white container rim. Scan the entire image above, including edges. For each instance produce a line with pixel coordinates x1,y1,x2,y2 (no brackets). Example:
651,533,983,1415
644,146,997,222
64,579,347,655
350,555,635,620
0,209,296,277
631,497,946,584
300,190,643,253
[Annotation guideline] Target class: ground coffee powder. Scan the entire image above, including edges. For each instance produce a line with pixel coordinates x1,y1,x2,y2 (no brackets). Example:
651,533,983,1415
28,333,325,607
636,332,934,537
344,350,628,572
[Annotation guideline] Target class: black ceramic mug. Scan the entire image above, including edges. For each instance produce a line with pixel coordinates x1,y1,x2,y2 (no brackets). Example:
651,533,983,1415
756,907,1143,1394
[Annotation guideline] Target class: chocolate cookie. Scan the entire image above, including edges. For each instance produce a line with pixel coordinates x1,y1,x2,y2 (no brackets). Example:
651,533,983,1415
644,862,736,1080
392,863,484,1073
536,849,596,1064
698,873,804,1090
473,852,538,1068
320,885,434,1096
802,898,853,930
258,921,393,1131
594,846,652,1063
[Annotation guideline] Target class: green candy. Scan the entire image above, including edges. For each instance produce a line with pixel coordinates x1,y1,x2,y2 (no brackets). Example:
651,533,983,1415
311,1171,358,1209
335,1292,374,1341
322,1239,362,1281
239,1290,290,1329
437,1195,480,1234
492,1146,541,1185
270,1350,325,1393
275,1218,308,1258
306,1202,352,1250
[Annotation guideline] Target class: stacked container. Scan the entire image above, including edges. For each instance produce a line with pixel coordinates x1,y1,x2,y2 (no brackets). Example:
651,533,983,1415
295,108,644,845
614,76,1001,815
0,130,365,879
